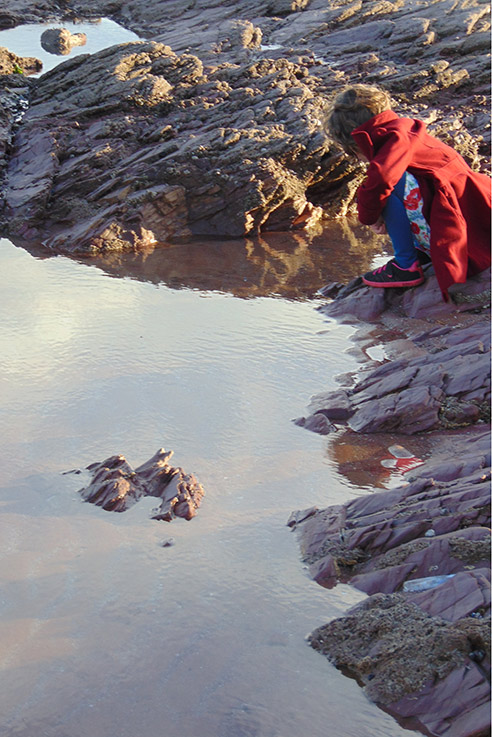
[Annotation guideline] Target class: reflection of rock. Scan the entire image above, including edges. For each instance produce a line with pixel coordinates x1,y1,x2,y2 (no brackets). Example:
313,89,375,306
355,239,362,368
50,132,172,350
40,28,87,56
323,431,420,489
78,448,205,521
293,254,491,736
293,431,491,591
63,223,381,299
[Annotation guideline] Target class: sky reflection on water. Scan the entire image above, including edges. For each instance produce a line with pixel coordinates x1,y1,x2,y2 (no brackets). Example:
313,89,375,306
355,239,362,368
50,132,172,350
0,228,417,737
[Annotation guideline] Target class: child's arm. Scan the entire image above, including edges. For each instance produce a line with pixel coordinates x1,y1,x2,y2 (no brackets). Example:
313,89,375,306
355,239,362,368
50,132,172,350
353,120,425,225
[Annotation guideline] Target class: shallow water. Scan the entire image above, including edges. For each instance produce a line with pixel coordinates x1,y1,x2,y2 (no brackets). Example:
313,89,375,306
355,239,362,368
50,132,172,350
0,18,420,737
0,20,140,75
0,232,421,737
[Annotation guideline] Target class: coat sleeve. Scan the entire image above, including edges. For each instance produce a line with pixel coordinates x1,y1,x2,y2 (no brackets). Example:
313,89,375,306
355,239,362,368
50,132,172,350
355,125,423,225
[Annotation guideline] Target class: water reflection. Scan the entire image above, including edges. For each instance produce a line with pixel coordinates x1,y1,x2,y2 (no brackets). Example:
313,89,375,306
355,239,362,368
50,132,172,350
0,19,140,75
0,234,418,737
326,429,430,491
89,220,385,299
14,218,385,300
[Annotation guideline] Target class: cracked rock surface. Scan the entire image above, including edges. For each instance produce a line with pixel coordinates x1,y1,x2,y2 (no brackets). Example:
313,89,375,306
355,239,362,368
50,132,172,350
0,0,489,252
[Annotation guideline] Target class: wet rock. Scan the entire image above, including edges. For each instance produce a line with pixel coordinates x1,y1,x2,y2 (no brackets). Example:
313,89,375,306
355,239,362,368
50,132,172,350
40,28,87,56
0,73,32,175
286,506,318,528
348,384,444,434
78,448,205,521
309,592,490,735
305,279,491,435
292,428,491,735
389,662,491,737
293,413,337,434
0,46,42,76
350,529,491,596
319,282,387,322
294,433,491,590
307,389,354,421
410,568,490,621
443,352,490,399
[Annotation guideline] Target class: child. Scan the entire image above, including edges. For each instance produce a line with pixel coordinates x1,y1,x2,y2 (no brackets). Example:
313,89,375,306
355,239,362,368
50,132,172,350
325,84,491,300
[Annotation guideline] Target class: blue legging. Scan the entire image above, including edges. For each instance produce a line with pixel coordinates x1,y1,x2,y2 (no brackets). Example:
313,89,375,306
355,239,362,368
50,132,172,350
382,174,419,268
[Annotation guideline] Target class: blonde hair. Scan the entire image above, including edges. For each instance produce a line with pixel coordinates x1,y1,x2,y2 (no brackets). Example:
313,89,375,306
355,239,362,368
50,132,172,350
324,84,392,154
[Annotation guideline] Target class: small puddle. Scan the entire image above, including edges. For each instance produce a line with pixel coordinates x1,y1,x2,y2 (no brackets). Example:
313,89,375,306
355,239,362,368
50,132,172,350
0,19,140,75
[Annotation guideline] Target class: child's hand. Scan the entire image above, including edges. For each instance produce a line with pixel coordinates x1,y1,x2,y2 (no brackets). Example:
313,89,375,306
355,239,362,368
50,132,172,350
369,217,386,235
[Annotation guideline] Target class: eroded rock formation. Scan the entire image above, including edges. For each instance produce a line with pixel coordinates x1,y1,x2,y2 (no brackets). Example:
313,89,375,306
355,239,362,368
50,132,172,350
2,41,355,253
0,0,489,253
0,49,39,174
0,46,42,75
290,236,490,737
295,267,491,434
78,448,205,521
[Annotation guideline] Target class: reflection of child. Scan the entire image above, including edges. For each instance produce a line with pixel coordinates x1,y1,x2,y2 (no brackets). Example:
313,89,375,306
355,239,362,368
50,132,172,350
325,85,491,299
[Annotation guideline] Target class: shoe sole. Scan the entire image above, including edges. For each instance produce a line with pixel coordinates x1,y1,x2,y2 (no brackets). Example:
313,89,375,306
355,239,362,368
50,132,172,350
362,276,425,288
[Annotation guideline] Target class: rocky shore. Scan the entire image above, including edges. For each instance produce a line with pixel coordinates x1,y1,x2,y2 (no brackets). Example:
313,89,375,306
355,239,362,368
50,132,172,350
289,268,490,737
0,1,489,735
0,0,489,253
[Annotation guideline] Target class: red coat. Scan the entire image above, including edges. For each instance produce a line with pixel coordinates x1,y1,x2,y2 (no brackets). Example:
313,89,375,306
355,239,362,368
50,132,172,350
351,110,491,299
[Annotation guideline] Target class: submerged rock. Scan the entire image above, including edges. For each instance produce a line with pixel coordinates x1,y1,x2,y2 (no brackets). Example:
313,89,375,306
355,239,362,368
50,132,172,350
78,448,205,521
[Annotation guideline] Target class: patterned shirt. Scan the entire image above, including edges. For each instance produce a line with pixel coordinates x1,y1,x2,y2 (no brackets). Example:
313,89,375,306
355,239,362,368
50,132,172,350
404,172,431,253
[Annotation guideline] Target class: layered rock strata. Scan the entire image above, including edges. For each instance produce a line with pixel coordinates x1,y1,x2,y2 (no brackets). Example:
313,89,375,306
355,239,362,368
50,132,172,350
2,41,355,253
0,49,40,183
289,432,491,737
0,0,489,253
290,259,490,736
295,267,491,435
